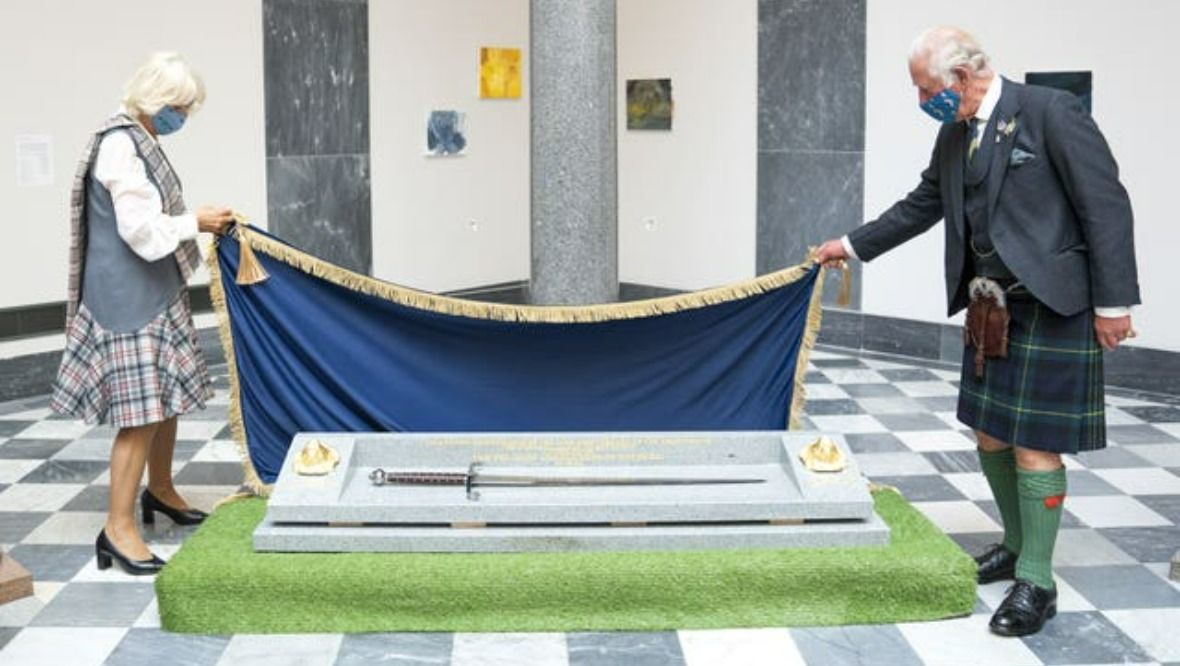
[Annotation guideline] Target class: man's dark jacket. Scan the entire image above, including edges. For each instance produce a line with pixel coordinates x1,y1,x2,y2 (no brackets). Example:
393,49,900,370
849,78,1140,316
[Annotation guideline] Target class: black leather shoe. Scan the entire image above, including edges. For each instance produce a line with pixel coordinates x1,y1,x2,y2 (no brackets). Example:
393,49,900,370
95,529,165,576
141,488,208,526
975,543,1018,584
989,579,1057,637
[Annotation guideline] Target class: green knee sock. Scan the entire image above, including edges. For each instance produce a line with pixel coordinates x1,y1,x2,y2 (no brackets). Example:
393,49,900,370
979,448,1022,553
1015,467,1068,589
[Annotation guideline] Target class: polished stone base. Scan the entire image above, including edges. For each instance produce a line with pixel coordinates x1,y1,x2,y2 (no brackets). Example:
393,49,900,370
255,431,887,553
0,553,33,606
1171,549,1179,582
254,511,889,553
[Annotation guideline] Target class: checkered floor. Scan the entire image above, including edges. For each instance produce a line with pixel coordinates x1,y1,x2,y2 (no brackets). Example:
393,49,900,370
1,348,1179,666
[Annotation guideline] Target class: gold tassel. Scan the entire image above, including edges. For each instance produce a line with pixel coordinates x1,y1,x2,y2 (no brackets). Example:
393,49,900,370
837,262,852,307
233,215,270,285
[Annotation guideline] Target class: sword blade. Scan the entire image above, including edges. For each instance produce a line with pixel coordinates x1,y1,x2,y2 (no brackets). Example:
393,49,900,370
472,475,764,487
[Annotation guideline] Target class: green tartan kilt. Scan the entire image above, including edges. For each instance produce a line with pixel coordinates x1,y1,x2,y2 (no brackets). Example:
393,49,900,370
957,296,1106,453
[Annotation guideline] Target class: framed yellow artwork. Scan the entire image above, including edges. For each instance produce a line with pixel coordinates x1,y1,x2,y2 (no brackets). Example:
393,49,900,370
480,47,522,99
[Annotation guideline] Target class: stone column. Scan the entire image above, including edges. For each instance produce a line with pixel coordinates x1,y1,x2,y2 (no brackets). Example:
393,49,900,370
529,0,619,305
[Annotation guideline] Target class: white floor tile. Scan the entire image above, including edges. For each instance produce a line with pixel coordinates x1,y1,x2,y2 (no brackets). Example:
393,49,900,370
1105,609,1180,662
0,627,126,666
943,472,995,501
820,369,889,384
21,512,108,545
132,598,161,628
217,634,342,666
1066,495,1171,528
1124,444,1180,468
898,613,1042,666
1092,468,1180,495
0,484,84,512
855,452,940,477
0,460,43,484
50,439,112,461
176,420,231,441
894,381,960,398
678,628,804,666
934,411,969,430
895,430,976,452
451,633,568,666
0,582,64,627
930,369,962,381
800,384,850,401
1053,528,1138,567
12,420,95,440
1154,423,1180,439
0,408,52,421
1105,407,1147,426
912,501,1000,533
808,415,886,434
190,439,244,463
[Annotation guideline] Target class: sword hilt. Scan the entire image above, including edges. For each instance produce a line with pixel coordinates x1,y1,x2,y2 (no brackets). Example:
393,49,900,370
368,469,468,486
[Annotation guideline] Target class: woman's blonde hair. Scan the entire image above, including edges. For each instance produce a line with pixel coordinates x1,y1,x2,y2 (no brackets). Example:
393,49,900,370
122,52,206,116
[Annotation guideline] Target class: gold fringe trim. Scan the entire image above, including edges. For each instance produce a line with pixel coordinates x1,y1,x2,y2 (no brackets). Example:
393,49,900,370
238,229,819,323
206,237,274,497
211,229,831,497
788,266,827,429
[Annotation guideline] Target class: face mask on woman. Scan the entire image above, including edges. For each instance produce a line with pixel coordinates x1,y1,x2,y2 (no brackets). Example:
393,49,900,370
151,105,186,135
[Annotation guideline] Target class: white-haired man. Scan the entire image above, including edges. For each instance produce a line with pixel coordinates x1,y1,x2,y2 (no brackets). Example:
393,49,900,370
815,26,1139,636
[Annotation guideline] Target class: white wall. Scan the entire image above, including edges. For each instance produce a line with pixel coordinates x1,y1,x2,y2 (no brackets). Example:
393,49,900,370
369,0,531,293
0,1,266,309
369,0,756,293
865,0,1180,351
618,0,757,290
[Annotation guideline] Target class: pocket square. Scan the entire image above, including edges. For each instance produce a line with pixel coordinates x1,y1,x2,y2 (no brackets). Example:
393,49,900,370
1009,147,1036,167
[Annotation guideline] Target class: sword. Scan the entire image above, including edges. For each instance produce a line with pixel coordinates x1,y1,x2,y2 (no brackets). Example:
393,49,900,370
368,462,764,500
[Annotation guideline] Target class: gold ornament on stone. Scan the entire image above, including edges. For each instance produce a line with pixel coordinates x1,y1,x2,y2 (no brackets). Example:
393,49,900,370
294,439,340,476
799,436,846,472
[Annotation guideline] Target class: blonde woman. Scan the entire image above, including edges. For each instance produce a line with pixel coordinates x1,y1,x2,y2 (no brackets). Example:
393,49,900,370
51,53,235,575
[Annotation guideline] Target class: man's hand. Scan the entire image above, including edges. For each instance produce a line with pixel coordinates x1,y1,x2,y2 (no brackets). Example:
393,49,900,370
813,238,850,268
1094,314,1135,351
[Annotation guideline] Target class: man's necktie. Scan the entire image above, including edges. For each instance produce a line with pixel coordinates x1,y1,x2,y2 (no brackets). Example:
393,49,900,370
968,118,982,162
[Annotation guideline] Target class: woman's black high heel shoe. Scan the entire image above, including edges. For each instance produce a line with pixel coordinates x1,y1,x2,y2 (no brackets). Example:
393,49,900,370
141,488,209,526
139,486,207,529
95,529,165,576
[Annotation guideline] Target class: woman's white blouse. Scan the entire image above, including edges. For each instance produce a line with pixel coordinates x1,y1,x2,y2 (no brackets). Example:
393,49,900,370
91,125,198,263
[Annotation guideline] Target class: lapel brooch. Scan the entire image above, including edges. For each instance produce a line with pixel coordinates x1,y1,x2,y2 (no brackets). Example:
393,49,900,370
996,116,1017,143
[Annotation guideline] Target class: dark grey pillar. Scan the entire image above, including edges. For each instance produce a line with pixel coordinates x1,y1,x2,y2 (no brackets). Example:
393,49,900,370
529,0,618,305
757,0,865,307
264,0,371,274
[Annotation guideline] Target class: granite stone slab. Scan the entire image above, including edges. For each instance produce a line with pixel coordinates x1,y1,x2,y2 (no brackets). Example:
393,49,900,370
264,431,875,525
256,431,887,553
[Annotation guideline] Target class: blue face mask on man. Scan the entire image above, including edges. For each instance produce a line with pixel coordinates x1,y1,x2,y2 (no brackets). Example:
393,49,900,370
150,105,186,135
919,87,962,124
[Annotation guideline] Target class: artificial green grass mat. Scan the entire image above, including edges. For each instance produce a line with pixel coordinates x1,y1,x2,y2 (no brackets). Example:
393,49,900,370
156,490,976,633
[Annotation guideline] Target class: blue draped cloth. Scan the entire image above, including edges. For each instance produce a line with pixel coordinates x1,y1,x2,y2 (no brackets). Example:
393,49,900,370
213,229,822,485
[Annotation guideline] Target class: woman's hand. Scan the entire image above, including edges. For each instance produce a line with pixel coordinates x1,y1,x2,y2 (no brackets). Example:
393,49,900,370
196,206,235,235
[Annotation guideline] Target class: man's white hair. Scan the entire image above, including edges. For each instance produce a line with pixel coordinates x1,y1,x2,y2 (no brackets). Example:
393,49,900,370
909,26,990,86
122,52,205,117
